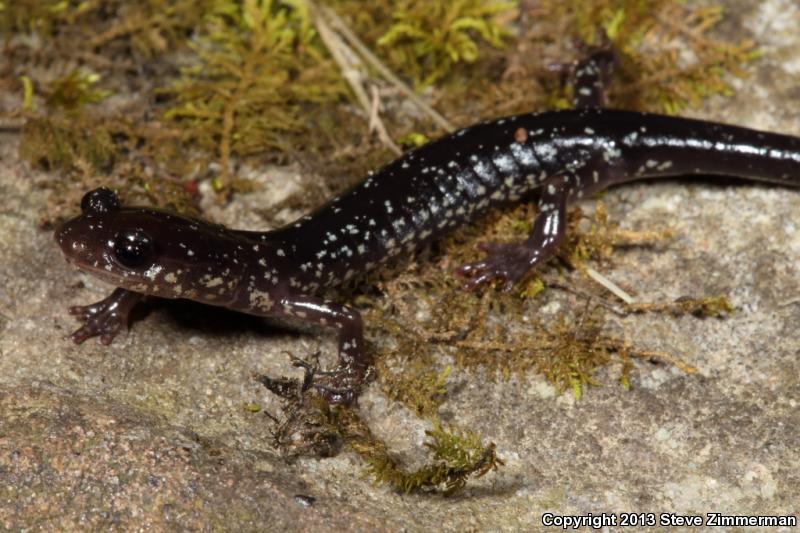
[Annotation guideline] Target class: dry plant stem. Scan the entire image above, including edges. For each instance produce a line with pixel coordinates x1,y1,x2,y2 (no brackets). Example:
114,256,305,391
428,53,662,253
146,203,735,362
368,86,401,154
316,3,454,132
633,349,698,374
655,9,724,48
89,13,149,48
584,266,635,304
311,5,401,155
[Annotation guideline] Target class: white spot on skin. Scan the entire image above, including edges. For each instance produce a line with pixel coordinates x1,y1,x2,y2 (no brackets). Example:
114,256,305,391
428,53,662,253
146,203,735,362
509,143,536,166
493,152,515,173
138,263,162,280
203,276,223,288
164,272,178,283
249,290,274,310
584,127,595,134
603,146,622,162
277,248,285,256
537,144,557,161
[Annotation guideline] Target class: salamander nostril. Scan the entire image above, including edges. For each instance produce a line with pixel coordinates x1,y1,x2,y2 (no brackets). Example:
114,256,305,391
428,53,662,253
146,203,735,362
81,187,120,215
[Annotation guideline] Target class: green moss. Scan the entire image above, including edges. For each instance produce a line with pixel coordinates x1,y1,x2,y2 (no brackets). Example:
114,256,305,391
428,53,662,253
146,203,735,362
163,0,345,191
45,70,112,110
0,0,72,34
374,0,517,88
337,408,502,494
20,113,116,174
261,391,501,494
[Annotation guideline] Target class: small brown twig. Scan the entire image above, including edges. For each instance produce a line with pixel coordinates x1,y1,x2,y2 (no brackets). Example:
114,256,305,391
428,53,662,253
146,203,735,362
310,4,401,155
316,3,454,132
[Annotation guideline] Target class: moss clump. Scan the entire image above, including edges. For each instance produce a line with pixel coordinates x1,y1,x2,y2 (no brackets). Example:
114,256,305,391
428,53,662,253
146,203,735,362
347,411,502,494
563,202,674,264
374,0,517,88
260,390,502,494
164,0,345,191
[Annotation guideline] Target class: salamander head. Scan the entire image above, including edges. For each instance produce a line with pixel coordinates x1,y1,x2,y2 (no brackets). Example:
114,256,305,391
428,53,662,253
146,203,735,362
56,188,250,305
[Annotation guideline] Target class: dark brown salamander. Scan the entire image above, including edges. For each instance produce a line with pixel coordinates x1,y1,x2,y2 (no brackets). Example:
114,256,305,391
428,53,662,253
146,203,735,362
56,52,800,404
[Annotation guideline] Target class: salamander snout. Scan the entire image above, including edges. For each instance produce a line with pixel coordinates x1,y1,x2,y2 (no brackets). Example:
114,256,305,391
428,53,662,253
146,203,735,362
54,213,100,266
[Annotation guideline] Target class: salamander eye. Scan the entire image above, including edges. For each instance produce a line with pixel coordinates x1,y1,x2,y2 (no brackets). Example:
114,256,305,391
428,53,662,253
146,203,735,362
81,187,120,215
112,230,154,268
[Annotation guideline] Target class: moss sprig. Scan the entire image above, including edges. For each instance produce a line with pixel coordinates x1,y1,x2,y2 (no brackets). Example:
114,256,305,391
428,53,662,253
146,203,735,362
163,0,344,191
338,408,503,494
374,0,517,88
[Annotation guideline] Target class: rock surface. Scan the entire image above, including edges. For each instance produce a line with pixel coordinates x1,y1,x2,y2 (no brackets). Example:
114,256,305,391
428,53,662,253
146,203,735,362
1,1,799,530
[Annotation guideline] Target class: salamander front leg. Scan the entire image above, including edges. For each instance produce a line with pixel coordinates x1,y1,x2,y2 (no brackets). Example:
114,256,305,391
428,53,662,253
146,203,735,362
457,176,569,291
68,287,144,344
259,294,368,405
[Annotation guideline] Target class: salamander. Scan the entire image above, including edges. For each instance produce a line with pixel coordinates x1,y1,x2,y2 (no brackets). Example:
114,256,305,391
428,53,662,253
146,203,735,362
55,52,800,404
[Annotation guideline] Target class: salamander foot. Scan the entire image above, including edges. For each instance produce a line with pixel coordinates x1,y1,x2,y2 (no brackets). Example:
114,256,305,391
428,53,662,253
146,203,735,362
67,288,142,344
456,241,535,291
257,356,363,405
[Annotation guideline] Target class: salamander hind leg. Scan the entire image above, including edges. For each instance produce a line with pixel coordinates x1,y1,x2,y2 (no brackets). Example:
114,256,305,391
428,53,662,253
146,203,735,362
457,176,570,291
571,47,616,109
258,294,368,405
68,288,143,344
